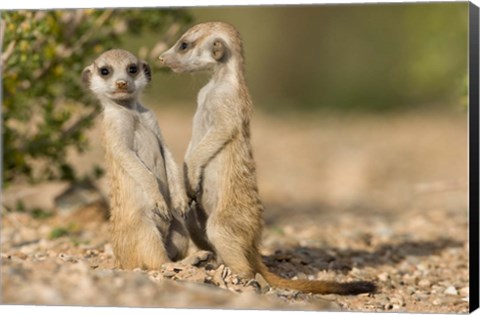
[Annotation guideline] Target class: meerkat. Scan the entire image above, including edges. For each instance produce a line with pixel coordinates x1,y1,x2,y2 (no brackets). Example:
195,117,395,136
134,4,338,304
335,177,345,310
82,49,189,269
159,22,376,295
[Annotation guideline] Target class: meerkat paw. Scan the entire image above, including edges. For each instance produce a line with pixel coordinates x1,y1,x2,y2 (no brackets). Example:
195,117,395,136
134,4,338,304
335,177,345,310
182,250,215,267
184,162,201,199
152,202,172,222
172,196,190,219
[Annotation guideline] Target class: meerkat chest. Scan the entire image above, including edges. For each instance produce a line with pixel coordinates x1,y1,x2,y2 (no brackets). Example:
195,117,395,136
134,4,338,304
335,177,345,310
132,112,166,177
194,81,232,131
193,84,216,140
192,108,210,135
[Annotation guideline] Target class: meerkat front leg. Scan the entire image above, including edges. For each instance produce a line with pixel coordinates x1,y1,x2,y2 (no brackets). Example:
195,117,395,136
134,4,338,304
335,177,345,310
104,114,171,221
164,148,190,217
184,114,238,198
142,110,190,218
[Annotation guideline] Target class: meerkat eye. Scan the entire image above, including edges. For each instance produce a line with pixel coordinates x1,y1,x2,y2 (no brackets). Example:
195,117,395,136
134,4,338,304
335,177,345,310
99,67,110,76
127,64,138,75
179,42,189,51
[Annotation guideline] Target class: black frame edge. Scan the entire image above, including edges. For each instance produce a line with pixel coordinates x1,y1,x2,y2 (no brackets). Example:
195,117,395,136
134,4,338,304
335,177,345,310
469,1,480,313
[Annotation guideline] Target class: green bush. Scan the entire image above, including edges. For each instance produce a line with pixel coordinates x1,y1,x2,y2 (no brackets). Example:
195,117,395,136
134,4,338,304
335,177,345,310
1,9,192,186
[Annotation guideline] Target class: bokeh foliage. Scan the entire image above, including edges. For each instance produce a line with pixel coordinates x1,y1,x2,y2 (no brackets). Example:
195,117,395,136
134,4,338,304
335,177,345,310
1,9,192,186
1,4,469,187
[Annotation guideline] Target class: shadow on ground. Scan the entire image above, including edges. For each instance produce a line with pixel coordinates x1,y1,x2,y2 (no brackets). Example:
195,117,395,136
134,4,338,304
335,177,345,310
263,238,464,277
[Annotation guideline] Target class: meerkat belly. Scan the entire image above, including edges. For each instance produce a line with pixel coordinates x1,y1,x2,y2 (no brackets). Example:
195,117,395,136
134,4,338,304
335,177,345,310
106,154,148,219
106,127,170,216
134,123,167,179
189,109,210,151
201,151,226,214
133,121,171,200
190,106,223,213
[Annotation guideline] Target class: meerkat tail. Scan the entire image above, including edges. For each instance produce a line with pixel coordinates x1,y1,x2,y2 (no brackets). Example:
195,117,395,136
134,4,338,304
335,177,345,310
255,258,376,295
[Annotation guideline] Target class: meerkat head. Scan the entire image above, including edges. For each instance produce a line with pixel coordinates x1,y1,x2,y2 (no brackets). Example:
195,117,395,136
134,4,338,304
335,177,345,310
82,49,152,104
158,22,243,73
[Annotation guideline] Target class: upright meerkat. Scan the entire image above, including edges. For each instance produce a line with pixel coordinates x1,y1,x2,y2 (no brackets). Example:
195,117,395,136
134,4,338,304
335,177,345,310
82,49,189,269
159,22,376,294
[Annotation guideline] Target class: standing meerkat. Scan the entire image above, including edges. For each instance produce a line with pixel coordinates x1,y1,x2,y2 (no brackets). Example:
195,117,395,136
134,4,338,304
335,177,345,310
82,49,189,269
159,22,376,295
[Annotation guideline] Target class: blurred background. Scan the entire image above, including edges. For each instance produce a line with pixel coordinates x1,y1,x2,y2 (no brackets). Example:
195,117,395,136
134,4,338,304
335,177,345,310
146,3,469,114
2,3,469,188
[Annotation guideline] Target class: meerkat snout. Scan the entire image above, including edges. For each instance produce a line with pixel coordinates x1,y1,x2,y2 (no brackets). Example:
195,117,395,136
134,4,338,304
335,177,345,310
158,24,233,73
116,79,128,90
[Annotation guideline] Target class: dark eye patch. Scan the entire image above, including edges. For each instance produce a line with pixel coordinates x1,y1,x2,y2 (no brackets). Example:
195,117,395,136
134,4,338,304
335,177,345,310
178,40,195,53
99,66,112,77
127,64,138,75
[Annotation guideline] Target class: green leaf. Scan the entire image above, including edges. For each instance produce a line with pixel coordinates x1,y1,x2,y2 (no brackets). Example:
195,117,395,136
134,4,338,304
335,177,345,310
49,227,69,239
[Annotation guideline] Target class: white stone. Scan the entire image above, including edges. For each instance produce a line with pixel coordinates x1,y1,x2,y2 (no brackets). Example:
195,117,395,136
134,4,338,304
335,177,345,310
444,285,458,296
378,272,389,282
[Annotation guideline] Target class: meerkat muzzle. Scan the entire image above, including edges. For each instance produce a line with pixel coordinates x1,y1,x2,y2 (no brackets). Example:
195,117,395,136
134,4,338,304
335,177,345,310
116,80,128,90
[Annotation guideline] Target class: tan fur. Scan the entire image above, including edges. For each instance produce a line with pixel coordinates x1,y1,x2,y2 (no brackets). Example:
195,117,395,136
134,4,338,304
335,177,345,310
83,49,189,269
160,23,376,294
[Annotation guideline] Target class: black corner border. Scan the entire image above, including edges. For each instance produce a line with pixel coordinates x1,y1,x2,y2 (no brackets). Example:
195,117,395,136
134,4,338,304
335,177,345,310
469,1,479,313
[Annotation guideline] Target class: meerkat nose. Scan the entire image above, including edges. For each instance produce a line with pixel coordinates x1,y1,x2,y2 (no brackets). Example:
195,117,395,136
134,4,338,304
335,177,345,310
116,80,128,90
158,56,165,64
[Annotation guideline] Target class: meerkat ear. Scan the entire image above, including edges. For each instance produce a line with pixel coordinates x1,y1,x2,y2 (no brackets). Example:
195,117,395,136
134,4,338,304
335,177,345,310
81,66,92,87
211,39,227,61
141,61,152,82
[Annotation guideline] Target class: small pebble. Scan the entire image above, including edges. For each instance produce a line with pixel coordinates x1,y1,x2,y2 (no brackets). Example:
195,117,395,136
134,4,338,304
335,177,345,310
418,279,431,287
162,270,176,278
406,286,416,295
255,273,270,289
416,263,429,272
390,296,405,305
245,279,261,293
433,299,443,306
231,276,241,285
402,273,416,284
459,287,469,296
444,286,458,296
58,253,76,263
103,244,114,255
415,293,429,301
391,304,402,310
378,272,389,282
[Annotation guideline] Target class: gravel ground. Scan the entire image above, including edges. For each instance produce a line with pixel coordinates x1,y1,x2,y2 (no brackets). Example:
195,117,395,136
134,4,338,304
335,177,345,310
1,108,469,312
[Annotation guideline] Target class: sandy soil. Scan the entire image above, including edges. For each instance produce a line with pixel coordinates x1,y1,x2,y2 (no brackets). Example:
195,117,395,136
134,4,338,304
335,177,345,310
1,107,469,312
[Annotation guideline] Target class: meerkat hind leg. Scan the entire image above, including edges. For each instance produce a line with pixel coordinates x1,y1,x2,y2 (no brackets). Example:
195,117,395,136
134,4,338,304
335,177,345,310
185,202,216,252
166,216,189,261
206,217,255,278
112,219,171,270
